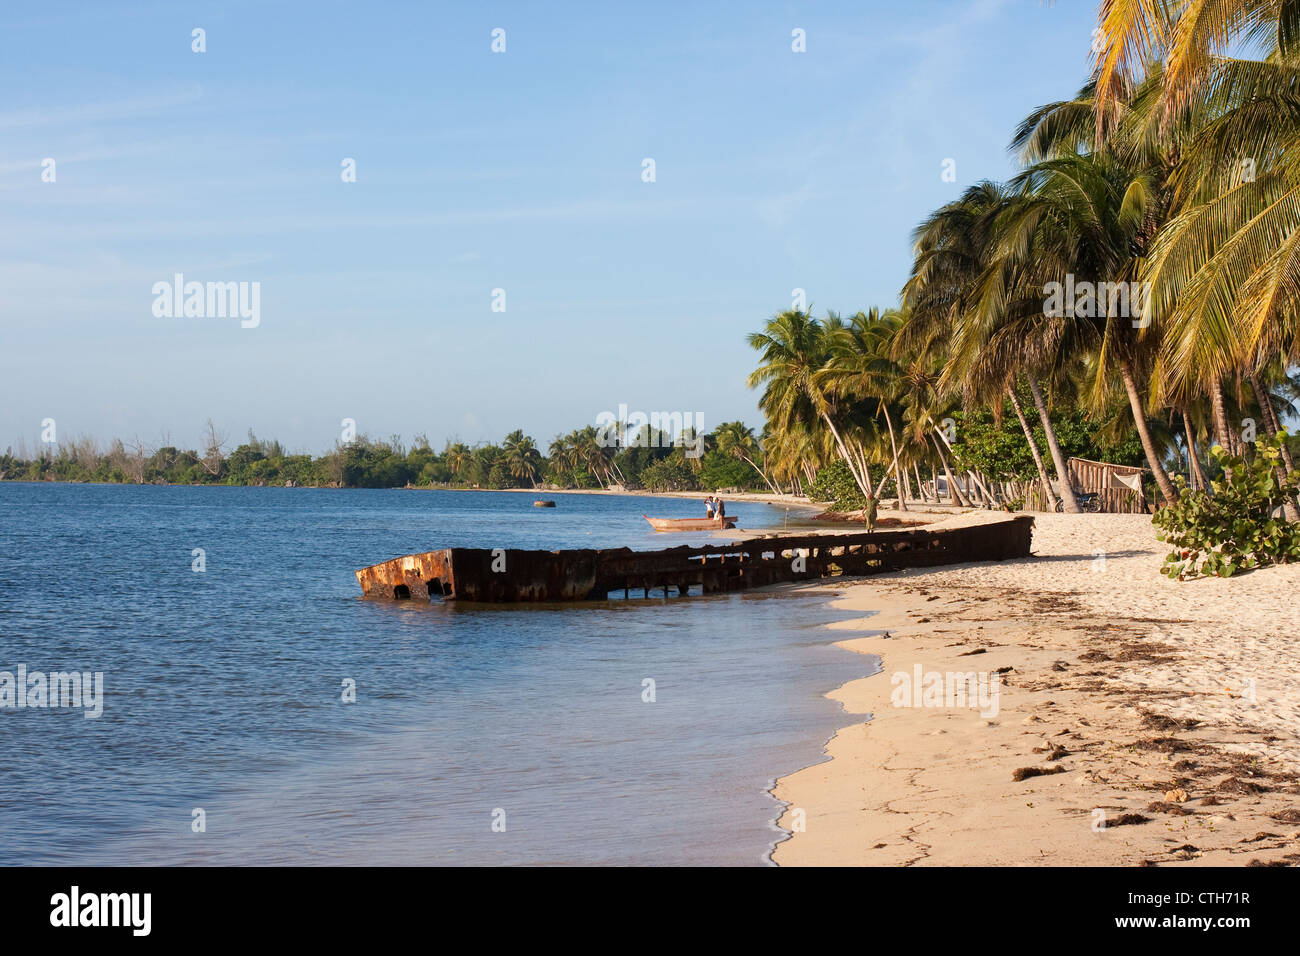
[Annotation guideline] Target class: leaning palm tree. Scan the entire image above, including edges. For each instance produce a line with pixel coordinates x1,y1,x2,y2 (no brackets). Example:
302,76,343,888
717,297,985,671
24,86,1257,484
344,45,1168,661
746,309,874,498
889,326,974,507
547,433,580,485
713,421,781,494
1135,26,1300,473
1005,150,1182,504
817,308,912,509
1091,3,1300,484
902,182,1082,511
761,420,822,493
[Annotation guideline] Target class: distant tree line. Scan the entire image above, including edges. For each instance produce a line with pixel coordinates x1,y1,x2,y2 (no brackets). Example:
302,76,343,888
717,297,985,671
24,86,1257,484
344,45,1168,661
0,420,776,493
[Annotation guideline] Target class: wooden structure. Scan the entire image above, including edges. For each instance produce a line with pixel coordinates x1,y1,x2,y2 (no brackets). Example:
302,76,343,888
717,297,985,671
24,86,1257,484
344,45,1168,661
1067,457,1148,513
1020,458,1148,513
355,516,1034,603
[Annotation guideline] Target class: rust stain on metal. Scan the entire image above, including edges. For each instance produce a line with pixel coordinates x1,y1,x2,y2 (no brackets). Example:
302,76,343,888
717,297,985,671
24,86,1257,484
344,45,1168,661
354,515,1034,603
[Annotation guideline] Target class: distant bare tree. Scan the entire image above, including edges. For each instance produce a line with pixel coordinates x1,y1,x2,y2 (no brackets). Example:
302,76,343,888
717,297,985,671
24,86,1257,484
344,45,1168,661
200,419,226,476
124,437,149,484
153,430,180,472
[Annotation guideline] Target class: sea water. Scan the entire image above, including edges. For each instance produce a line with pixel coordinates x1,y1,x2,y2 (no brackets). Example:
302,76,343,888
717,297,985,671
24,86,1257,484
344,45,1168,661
0,484,875,865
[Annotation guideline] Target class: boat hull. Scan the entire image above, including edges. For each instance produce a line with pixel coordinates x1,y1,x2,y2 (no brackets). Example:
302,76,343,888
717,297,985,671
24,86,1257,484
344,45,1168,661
643,514,738,532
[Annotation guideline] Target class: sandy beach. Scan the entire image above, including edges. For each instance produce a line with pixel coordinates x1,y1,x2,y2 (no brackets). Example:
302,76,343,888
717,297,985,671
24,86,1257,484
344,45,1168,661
773,510,1300,867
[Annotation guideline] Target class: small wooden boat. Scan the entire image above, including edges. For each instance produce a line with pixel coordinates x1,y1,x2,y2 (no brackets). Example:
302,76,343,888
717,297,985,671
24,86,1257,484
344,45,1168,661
533,500,556,507
643,514,738,532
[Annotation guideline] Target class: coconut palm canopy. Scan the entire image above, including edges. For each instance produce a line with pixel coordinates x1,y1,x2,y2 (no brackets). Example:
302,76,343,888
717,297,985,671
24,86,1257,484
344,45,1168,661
747,1,1300,516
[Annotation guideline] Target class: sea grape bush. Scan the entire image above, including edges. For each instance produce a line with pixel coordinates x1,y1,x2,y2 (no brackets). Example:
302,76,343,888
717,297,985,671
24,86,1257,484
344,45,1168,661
1152,433,1300,579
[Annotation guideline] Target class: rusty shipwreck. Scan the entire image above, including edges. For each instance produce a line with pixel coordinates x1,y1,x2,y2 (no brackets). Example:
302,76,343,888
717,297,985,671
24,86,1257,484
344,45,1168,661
354,515,1033,603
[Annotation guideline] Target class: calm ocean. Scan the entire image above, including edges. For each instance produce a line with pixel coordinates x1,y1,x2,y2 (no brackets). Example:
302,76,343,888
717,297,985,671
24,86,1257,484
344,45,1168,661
0,484,875,865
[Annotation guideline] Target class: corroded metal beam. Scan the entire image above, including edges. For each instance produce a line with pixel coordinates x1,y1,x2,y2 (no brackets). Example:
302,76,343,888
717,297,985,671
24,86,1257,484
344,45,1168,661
354,516,1034,603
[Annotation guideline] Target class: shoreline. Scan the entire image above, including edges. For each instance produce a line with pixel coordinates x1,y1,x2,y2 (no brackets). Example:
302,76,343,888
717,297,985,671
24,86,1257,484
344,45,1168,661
0,479,824,510
770,511,1300,866
438,485,825,509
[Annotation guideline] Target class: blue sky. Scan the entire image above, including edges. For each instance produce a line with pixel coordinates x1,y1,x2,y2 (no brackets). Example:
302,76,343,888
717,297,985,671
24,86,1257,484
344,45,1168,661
0,0,1101,455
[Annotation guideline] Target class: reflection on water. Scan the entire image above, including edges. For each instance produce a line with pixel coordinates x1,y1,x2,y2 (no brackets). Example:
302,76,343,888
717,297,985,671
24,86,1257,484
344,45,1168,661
0,484,874,865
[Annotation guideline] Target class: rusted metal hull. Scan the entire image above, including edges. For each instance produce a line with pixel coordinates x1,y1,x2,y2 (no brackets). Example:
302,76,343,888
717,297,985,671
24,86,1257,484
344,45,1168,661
643,514,738,531
355,515,1033,603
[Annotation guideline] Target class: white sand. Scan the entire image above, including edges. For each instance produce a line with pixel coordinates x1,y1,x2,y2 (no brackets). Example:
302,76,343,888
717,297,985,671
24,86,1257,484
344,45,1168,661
771,511,1300,866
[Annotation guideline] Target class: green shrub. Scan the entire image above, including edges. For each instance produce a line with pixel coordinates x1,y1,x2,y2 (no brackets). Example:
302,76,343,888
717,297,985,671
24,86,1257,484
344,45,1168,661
1152,432,1300,579
698,450,757,490
808,459,867,511
639,457,699,492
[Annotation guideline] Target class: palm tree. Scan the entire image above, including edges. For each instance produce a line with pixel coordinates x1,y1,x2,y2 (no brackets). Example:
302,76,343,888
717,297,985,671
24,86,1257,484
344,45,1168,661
1004,150,1181,504
713,421,781,494
891,332,974,507
1091,0,1288,134
547,434,577,484
502,430,542,488
746,309,874,499
1094,2,1300,497
444,442,471,480
1134,32,1300,469
817,308,912,509
572,426,623,488
902,182,1082,511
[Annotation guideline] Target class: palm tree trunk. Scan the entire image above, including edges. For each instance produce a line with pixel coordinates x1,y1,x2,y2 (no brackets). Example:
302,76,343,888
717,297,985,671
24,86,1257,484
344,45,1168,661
968,469,997,506
930,433,970,506
881,407,907,512
872,445,904,498
1026,378,1082,513
913,461,928,503
1182,408,1207,492
1206,378,1244,490
1210,378,1234,456
1247,367,1296,474
1117,359,1178,506
1008,385,1058,512
1107,361,1180,509
850,439,874,499
818,410,872,499
741,454,782,496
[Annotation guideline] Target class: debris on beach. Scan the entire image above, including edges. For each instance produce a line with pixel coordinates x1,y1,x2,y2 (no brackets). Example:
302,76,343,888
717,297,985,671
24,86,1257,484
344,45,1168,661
1012,765,1068,782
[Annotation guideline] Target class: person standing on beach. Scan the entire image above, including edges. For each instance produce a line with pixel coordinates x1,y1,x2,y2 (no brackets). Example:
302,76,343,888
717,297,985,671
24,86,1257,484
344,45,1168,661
705,495,715,518
714,497,725,521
